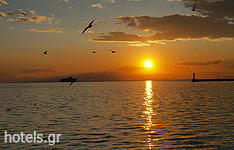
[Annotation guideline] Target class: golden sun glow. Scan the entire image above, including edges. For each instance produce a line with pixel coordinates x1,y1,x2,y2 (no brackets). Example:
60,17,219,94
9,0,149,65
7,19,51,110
144,61,153,68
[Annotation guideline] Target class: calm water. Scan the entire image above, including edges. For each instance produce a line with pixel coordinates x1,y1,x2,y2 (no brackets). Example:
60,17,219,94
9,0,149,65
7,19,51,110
0,81,233,149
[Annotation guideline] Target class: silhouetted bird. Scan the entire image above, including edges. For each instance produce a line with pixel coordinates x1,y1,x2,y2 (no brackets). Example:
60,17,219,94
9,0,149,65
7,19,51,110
6,107,12,112
44,51,47,55
92,51,96,54
70,78,78,86
82,20,95,34
192,5,196,11
110,50,116,54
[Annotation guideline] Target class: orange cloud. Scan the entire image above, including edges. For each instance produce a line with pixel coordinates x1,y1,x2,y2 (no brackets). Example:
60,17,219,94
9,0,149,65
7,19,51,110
90,3,103,8
0,0,8,6
16,16,47,23
28,28,62,33
6,18,14,22
0,11,6,17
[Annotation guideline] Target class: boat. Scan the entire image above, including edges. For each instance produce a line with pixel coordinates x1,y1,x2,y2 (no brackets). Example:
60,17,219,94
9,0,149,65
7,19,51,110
192,73,234,82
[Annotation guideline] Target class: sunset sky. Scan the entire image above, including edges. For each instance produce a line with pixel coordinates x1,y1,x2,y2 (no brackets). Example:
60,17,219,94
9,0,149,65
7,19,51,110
0,0,233,82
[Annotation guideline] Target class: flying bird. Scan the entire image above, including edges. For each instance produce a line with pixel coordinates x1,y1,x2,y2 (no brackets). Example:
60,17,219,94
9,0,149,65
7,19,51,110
70,78,78,86
44,50,47,55
6,107,12,112
82,20,95,34
192,5,196,11
110,50,116,54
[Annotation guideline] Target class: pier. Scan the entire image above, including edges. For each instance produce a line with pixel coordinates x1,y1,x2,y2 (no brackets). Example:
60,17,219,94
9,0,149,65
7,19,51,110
192,73,234,82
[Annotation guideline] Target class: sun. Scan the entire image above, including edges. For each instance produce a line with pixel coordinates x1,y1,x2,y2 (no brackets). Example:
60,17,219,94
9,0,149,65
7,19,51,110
144,60,153,68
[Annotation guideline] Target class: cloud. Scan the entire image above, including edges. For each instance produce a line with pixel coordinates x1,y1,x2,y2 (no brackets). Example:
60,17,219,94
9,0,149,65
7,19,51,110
28,10,36,15
92,31,147,42
16,15,47,23
6,18,14,22
107,0,115,2
17,10,27,16
182,0,234,20
119,14,233,40
93,14,233,44
0,12,6,17
28,28,62,33
77,30,96,34
7,10,30,16
128,0,141,1
92,0,234,44
0,0,8,6
90,3,103,8
21,68,54,74
103,0,115,2
92,14,234,43
76,66,144,81
48,17,55,22
177,59,223,66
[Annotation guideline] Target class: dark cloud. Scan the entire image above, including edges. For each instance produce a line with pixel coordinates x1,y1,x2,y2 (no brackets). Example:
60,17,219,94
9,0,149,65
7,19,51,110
93,31,147,42
119,15,234,40
183,0,234,19
21,68,54,74
178,59,223,66
93,14,234,42
0,72,15,83
77,66,144,81
93,0,234,43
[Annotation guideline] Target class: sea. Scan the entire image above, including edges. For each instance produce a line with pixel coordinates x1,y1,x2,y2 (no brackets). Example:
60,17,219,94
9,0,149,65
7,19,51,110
0,81,233,149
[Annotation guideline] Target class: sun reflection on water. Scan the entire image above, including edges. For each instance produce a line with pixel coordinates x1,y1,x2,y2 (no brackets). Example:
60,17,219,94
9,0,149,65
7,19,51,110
143,80,155,149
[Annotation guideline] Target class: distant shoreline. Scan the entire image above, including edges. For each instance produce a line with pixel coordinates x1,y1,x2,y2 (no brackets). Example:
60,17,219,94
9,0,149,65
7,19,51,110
0,80,192,84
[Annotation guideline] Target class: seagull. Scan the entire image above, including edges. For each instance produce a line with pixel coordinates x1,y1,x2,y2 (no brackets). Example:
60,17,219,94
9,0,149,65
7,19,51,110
110,50,116,54
70,78,78,86
6,107,12,112
92,51,96,54
82,20,95,34
44,50,47,55
192,5,196,11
